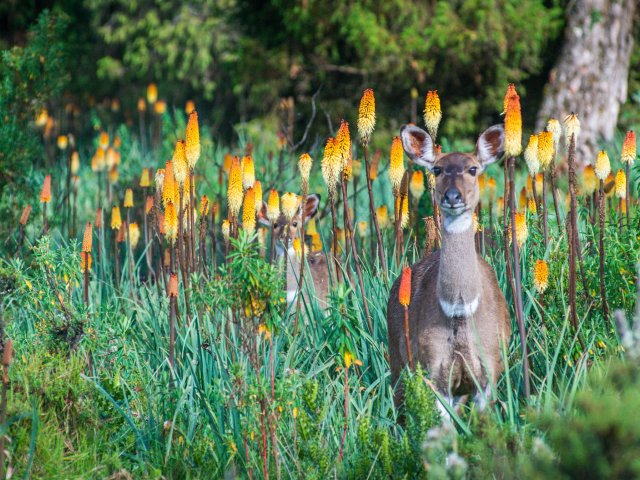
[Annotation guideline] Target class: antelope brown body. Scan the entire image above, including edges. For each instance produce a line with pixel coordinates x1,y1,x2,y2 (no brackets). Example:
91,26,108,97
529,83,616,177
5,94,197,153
386,124,511,416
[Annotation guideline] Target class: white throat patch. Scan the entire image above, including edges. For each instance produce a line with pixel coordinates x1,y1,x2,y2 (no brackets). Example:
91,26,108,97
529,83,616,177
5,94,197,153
439,295,479,318
443,211,473,234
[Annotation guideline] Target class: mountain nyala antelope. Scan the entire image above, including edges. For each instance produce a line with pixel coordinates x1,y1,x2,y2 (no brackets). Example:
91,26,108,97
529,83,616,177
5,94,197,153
386,123,511,419
259,193,330,309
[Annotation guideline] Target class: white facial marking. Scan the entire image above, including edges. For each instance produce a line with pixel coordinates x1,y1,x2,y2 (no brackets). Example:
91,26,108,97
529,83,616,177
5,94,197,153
438,295,479,318
443,211,473,234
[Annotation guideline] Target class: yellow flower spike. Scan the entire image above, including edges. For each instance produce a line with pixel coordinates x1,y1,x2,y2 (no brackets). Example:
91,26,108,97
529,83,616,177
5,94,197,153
267,189,280,223
321,137,341,200
57,135,69,150
241,156,255,191
155,100,166,115
162,161,177,208
389,136,405,194
92,149,105,172
253,180,263,215
515,212,527,247
582,165,597,195
336,120,352,167
137,98,146,112
281,192,299,223
227,157,243,219
221,220,230,241
82,223,93,253
185,111,200,169
615,169,626,199
242,187,256,236
528,197,537,213
147,83,158,104
292,237,302,259
605,172,615,197
621,130,636,164
298,153,312,193
546,118,562,151
595,151,611,181
504,93,522,157
564,113,580,145
410,170,425,200
537,131,554,171
99,131,109,151
172,140,188,187
140,168,151,188
533,259,549,294
311,232,323,252
106,147,117,169
164,203,178,244
124,188,134,208
185,100,195,115
200,195,210,217
399,196,409,229
343,157,353,181
524,134,539,176
111,206,122,231
423,90,442,140
358,88,376,145
129,222,140,248
70,151,80,174
377,205,389,229
223,153,232,174
357,220,368,237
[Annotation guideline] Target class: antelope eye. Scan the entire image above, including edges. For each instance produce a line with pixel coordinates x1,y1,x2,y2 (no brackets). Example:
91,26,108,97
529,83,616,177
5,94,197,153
273,223,278,228
432,166,442,177
292,222,298,227
468,167,478,176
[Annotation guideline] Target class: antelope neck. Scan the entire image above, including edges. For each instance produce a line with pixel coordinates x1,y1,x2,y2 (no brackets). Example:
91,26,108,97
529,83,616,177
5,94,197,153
437,210,481,318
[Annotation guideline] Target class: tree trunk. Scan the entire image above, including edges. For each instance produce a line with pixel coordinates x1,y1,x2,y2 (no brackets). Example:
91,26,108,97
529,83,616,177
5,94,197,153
537,0,636,164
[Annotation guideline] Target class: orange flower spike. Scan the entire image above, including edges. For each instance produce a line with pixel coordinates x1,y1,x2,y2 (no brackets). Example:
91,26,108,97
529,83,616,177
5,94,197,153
172,140,188,187
162,160,176,207
253,180,263,215
336,120,352,168
228,157,243,219
504,93,522,157
111,206,122,231
185,111,201,169
20,204,32,225
82,222,93,253
267,189,280,223
147,83,158,104
389,136,405,193
621,130,636,165
502,83,517,114
398,266,412,307
40,175,51,203
168,273,179,297
241,156,255,190
242,187,256,236
533,259,549,294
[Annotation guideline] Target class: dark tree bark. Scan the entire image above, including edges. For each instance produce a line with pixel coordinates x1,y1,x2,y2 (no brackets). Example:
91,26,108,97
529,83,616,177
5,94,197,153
537,0,637,163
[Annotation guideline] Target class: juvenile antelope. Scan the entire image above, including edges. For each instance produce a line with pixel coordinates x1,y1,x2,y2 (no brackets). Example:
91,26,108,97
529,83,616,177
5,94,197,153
386,124,511,418
259,194,330,308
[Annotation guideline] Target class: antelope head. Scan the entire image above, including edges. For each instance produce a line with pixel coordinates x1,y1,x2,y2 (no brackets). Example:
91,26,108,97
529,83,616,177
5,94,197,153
400,124,505,230
259,194,321,253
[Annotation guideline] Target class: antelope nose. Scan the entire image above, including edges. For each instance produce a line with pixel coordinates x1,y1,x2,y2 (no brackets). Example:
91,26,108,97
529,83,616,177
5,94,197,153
444,188,462,206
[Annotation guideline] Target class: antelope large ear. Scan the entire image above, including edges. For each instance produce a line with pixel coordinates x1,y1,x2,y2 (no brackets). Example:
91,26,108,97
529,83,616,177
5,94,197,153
400,124,436,171
476,124,505,169
303,194,320,223
257,201,270,226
